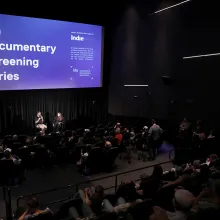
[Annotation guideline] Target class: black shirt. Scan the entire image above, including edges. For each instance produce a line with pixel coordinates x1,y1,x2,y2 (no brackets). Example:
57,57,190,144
139,178,161,198
90,193,103,215
54,116,64,124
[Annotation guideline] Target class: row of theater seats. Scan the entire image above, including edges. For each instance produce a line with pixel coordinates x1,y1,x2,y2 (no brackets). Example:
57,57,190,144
0,145,119,186
0,123,124,185
172,136,220,165
15,167,177,220
0,123,160,185
17,155,220,220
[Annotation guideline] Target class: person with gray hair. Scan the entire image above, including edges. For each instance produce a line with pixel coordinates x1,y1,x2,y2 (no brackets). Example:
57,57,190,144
165,189,195,220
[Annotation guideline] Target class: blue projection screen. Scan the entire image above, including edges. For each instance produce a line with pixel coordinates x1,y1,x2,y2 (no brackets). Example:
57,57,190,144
0,14,104,90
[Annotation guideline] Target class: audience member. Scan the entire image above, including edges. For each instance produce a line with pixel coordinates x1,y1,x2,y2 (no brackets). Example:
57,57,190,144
115,128,122,146
207,129,215,139
136,173,150,197
179,117,190,133
18,196,52,220
166,189,195,220
103,183,142,213
1,148,21,165
105,141,112,149
148,119,162,160
114,122,121,130
188,180,220,220
150,206,169,220
82,185,104,215
103,141,112,153
77,149,89,173
193,122,206,141
25,137,33,146
193,179,219,210
136,166,163,198
207,154,218,164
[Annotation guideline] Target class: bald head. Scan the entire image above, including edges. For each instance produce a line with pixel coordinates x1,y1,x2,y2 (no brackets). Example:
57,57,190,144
174,189,195,209
105,141,112,148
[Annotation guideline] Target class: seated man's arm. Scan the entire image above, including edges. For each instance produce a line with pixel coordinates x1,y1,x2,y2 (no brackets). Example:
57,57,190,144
13,157,21,165
148,127,153,138
113,203,130,213
18,210,28,220
85,190,91,205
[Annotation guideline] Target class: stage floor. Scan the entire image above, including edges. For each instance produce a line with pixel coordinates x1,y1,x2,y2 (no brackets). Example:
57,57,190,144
0,142,173,219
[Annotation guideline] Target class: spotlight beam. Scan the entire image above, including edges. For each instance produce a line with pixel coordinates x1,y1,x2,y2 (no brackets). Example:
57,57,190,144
149,0,191,15
183,53,220,59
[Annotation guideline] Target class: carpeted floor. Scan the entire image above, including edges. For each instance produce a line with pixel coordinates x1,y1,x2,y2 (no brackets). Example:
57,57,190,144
0,142,173,219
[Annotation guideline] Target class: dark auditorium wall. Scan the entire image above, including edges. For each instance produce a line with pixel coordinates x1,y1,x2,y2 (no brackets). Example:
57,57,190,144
108,0,220,121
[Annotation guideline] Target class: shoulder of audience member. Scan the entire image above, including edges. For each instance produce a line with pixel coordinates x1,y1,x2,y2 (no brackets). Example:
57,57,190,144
163,174,190,188
37,207,53,216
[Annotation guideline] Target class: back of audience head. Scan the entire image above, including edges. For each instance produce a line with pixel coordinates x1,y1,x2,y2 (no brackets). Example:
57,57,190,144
151,165,163,179
209,154,218,162
95,185,104,197
124,127,129,132
115,128,121,134
27,196,40,210
200,164,210,181
114,123,121,129
105,141,112,148
140,173,149,182
173,189,195,211
152,119,156,125
26,138,33,145
124,183,138,202
4,150,11,159
193,160,201,169
13,134,18,140
143,126,148,131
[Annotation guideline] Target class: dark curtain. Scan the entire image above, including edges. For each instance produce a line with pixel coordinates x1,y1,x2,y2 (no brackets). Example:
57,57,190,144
0,88,107,135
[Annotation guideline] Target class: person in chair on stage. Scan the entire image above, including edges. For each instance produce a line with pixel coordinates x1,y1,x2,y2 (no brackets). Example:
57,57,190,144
35,111,47,135
53,112,64,133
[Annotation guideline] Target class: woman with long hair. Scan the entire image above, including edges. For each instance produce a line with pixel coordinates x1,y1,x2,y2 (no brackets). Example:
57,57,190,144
53,112,64,132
